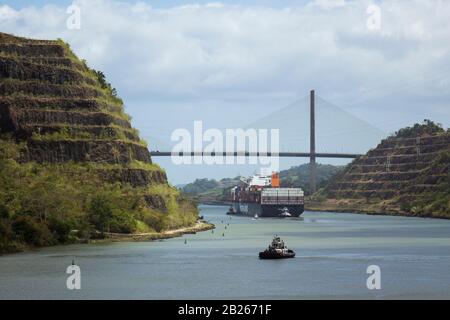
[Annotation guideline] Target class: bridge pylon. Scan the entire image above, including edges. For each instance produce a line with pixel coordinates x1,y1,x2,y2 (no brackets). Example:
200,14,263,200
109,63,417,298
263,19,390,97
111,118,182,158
309,90,317,194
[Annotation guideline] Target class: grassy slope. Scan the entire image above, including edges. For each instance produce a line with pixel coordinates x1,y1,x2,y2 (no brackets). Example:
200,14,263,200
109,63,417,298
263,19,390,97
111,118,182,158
310,122,450,218
0,34,198,253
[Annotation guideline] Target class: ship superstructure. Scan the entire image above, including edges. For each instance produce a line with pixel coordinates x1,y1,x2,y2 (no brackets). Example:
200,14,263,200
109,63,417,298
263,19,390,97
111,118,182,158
228,173,304,217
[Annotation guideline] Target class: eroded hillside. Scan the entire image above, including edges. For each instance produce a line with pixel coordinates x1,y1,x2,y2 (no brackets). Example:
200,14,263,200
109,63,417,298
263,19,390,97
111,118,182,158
0,33,197,252
311,121,450,218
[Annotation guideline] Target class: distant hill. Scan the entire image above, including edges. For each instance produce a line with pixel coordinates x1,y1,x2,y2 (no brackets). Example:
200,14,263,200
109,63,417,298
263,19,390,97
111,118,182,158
180,177,241,204
311,120,450,218
279,163,342,193
181,164,342,203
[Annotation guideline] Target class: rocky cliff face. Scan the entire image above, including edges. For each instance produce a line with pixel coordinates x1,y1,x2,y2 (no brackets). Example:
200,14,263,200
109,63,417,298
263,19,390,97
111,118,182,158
313,123,450,218
0,33,166,204
0,33,196,252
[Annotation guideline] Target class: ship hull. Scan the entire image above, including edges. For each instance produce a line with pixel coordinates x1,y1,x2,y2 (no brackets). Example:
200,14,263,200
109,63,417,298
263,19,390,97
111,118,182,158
259,250,296,259
230,202,304,217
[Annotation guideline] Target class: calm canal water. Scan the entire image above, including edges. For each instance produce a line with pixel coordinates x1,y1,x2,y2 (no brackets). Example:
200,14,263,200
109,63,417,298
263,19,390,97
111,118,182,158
1,205,450,299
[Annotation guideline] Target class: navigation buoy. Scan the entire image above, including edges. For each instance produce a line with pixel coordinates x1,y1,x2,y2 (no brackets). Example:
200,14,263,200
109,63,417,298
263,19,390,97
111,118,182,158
225,226,227,230
184,239,187,244
211,229,214,234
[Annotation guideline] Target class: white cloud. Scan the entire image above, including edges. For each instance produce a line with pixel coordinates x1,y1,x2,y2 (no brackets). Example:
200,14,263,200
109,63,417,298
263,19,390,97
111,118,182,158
0,0,449,123
2,0,450,183
313,0,347,10
0,4,18,20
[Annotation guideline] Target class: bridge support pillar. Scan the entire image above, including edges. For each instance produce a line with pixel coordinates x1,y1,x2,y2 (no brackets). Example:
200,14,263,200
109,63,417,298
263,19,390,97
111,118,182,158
310,90,317,194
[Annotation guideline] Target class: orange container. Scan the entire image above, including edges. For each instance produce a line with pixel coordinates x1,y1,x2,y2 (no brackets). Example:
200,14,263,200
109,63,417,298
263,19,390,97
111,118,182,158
271,172,280,188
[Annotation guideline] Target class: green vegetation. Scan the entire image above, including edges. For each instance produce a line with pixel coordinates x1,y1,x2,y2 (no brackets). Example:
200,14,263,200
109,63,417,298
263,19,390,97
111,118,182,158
58,39,127,114
182,178,222,195
400,150,450,218
128,160,163,171
0,137,197,253
0,52,86,75
181,177,239,203
279,163,343,194
400,188,450,218
393,119,445,138
0,33,200,254
92,70,121,104
316,120,450,218
1,78,109,107
31,125,148,147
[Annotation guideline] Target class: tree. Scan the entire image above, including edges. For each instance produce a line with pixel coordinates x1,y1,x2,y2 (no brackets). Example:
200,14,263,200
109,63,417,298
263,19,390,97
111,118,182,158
88,194,114,235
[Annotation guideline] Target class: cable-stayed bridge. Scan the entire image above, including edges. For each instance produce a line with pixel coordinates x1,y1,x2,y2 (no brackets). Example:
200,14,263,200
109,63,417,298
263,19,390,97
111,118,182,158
149,90,386,192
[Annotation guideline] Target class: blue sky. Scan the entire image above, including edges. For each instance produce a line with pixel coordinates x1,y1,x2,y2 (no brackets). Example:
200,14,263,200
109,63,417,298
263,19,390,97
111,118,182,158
1,0,449,184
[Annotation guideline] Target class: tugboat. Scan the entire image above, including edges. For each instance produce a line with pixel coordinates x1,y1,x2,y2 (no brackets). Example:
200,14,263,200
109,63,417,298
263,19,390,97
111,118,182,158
258,236,295,259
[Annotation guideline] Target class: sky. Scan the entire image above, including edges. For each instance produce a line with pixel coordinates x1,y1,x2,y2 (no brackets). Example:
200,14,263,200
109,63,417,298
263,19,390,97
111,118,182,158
1,0,449,184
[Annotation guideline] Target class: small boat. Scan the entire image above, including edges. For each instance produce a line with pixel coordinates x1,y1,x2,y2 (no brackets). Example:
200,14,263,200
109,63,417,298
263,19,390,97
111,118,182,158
278,207,291,217
259,236,295,259
252,214,259,220
226,206,236,215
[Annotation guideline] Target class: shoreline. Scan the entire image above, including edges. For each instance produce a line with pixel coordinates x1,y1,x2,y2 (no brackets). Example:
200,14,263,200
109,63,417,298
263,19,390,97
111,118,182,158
198,201,449,220
0,220,215,256
96,220,215,242
305,200,449,220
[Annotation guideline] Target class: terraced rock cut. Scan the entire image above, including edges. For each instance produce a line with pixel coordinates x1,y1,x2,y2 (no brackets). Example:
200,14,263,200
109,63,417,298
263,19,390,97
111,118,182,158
0,33,198,253
311,121,450,218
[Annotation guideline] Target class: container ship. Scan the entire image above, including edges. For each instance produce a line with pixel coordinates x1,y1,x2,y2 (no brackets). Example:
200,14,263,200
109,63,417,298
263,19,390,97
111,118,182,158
228,173,304,217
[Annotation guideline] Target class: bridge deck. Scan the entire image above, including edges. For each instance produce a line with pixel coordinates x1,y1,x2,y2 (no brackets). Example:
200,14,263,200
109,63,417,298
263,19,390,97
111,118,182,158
150,151,361,159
